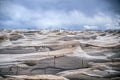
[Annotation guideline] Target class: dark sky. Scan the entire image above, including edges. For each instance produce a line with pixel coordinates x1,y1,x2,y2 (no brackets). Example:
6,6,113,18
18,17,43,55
106,0,120,14
0,0,120,29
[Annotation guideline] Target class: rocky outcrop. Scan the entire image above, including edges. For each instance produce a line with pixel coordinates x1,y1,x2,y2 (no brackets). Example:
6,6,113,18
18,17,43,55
0,75,68,80
0,29,120,80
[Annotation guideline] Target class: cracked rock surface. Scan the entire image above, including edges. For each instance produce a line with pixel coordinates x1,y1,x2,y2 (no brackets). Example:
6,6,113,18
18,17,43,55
0,29,120,80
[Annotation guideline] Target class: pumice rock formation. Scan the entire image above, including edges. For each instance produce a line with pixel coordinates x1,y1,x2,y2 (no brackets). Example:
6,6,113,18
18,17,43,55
0,29,120,80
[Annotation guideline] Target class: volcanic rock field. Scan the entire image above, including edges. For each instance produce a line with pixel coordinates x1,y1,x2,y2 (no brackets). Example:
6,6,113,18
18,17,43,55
0,29,120,80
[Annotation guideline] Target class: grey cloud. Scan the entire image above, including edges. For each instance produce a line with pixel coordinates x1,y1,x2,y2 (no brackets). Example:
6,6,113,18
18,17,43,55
0,3,113,29
0,0,119,29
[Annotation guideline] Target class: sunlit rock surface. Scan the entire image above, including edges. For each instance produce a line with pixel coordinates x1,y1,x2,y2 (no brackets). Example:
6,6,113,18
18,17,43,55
0,29,120,80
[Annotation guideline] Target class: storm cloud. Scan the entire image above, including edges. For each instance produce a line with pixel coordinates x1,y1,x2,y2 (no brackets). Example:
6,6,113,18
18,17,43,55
0,0,120,29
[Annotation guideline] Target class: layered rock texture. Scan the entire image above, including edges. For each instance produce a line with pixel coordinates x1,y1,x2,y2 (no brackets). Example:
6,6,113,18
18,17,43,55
0,29,120,80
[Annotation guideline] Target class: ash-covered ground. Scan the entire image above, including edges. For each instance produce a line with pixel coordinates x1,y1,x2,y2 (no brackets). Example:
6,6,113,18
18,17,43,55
0,29,120,80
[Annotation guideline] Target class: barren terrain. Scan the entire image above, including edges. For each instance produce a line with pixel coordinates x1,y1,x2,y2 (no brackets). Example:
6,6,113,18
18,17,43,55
0,29,120,80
